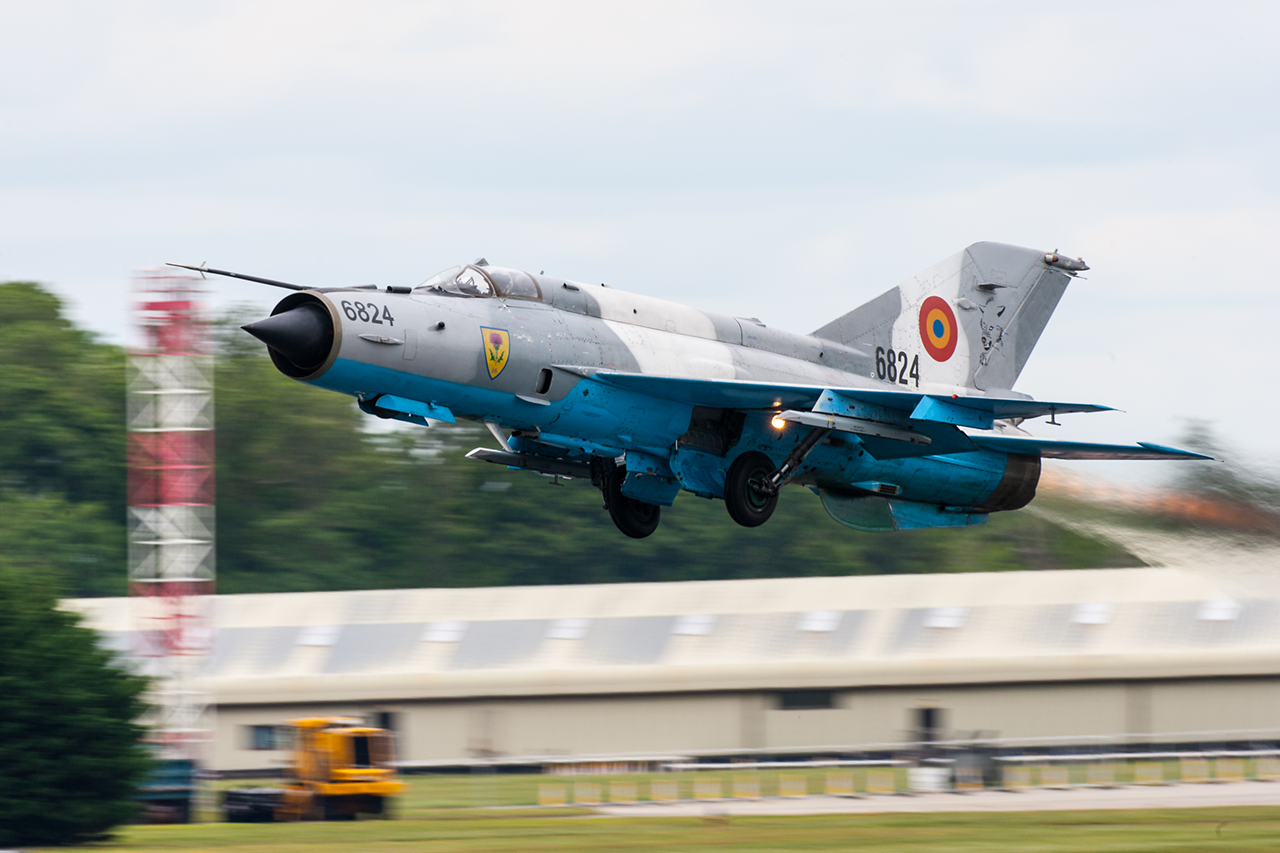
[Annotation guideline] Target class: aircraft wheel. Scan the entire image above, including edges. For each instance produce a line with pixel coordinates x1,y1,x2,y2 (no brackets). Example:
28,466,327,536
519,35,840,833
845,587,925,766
724,451,778,527
605,466,661,538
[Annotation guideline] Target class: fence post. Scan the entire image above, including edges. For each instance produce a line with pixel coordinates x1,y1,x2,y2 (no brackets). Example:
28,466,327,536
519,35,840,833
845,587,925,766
1086,762,1115,787
649,779,679,802
866,768,896,794
608,781,638,803
694,778,723,801
1215,758,1244,782
1134,761,1164,785
1002,765,1031,790
826,772,855,797
778,775,808,797
1182,757,1210,784
573,782,601,805
538,784,566,806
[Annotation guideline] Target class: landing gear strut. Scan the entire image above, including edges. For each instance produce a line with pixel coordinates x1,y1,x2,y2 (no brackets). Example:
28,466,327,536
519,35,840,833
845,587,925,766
595,459,661,539
724,426,831,528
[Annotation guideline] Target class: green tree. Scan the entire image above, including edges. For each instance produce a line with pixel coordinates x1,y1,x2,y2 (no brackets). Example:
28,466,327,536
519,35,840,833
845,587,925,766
0,492,124,597
0,282,126,510
0,568,150,847
0,282,127,595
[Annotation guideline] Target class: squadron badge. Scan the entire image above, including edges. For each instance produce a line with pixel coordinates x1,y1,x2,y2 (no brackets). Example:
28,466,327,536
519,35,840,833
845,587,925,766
480,327,510,379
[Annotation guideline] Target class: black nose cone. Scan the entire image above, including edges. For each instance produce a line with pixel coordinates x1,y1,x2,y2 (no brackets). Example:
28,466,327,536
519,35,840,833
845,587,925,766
242,303,333,370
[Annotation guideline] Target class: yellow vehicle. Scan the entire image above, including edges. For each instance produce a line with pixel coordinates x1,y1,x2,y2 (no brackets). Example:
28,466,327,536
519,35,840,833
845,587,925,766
223,717,405,821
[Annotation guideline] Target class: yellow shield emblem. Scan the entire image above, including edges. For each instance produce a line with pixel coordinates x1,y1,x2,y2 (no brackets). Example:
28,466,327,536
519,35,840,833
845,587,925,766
481,327,510,379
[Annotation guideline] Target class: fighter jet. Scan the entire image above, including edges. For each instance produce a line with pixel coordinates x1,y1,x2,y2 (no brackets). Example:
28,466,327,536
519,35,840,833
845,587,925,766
175,242,1207,538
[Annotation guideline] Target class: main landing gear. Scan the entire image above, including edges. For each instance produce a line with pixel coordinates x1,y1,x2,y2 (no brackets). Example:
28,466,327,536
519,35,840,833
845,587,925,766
595,424,831,537
595,460,661,539
724,452,779,527
723,426,831,528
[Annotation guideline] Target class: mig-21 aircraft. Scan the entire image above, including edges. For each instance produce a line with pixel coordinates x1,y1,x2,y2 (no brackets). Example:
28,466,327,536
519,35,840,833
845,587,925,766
174,242,1207,538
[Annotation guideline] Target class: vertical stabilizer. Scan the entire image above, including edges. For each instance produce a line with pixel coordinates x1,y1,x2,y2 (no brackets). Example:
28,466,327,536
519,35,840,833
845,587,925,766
811,242,1078,392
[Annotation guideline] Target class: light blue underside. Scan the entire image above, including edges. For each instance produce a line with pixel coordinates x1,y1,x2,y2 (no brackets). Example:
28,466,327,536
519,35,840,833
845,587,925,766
818,490,987,532
308,357,1190,531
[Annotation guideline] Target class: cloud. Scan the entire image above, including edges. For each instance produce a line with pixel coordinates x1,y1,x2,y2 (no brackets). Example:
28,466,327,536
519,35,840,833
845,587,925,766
5,1,1279,143
1,0,1278,464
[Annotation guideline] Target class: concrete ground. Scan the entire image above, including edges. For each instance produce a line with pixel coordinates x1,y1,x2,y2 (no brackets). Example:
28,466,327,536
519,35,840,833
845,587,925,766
591,781,1280,817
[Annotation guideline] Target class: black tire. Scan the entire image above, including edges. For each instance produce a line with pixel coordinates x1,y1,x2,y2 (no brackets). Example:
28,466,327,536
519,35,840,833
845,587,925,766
323,796,355,821
605,465,661,538
724,451,778,527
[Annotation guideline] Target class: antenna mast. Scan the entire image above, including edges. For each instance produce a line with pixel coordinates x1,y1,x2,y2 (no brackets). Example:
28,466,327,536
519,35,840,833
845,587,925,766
127,270,216,816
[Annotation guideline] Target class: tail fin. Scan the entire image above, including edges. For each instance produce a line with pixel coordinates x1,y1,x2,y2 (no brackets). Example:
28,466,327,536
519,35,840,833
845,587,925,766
812,242,1080,392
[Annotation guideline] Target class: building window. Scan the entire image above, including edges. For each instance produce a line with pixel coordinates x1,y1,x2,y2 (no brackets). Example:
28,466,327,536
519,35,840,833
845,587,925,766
422,621,467,642
296,624,341,646
915,707,944,743
777,690,836,710
923,607,968,629
796,611,841,632
672,614,717,636
546,618,591,640
247,725,279,750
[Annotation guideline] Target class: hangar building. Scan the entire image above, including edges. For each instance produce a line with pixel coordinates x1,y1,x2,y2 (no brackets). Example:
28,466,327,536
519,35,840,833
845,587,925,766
66,568,1280,773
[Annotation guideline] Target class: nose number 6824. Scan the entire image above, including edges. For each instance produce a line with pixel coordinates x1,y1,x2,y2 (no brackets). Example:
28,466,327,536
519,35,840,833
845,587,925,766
341,300,396,327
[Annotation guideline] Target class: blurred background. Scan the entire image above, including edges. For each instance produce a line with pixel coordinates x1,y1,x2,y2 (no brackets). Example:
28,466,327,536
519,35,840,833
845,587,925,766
3,0,1280,845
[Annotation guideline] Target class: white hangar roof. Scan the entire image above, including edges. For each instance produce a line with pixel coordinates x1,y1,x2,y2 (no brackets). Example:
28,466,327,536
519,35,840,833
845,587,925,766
65,568,1280,706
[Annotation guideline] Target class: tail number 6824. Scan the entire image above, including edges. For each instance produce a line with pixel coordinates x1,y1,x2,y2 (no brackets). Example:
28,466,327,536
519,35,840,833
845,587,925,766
876,347,920,387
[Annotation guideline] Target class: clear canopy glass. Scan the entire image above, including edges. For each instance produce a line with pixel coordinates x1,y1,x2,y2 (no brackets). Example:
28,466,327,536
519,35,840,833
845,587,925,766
417,265,461,291
415,264,541,300
416,265,491,297
484,266,540,300
453,266,494,297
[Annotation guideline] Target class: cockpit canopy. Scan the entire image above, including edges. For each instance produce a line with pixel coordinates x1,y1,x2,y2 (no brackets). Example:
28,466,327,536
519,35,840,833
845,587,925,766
416,264,541,301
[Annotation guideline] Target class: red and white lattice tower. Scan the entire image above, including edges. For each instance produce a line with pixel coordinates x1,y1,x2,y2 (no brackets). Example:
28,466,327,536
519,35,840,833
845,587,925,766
127,271,215,765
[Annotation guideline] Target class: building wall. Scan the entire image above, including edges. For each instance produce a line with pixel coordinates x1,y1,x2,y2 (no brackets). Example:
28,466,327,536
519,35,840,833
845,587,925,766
401,693,748,759
1149,679,1280,736
212,676,1280,771
761,683,1131,747
919,682,1131,742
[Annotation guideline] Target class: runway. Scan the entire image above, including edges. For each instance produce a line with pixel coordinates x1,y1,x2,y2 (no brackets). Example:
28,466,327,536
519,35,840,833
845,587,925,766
591,781,1280,817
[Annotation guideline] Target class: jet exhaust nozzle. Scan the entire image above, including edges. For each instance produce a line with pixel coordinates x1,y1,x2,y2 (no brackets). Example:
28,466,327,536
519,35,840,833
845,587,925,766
242,301,335,376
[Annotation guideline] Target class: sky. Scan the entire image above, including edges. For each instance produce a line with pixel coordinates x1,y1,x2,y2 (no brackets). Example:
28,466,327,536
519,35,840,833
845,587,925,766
2,1,1278,478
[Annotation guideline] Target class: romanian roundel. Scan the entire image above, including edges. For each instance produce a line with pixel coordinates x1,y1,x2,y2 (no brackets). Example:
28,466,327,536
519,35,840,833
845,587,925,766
918,295,958,362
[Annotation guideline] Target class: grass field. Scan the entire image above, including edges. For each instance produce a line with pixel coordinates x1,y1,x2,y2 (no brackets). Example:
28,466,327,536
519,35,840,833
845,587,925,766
211,760,1252,813
62,807,1280,852
213,769,913,813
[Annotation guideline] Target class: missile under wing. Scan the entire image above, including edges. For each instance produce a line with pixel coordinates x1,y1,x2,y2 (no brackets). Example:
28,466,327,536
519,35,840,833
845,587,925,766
197,242,1208,538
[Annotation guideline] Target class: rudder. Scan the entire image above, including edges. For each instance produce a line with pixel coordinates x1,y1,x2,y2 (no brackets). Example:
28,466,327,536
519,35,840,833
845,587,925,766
812,242,1081,392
